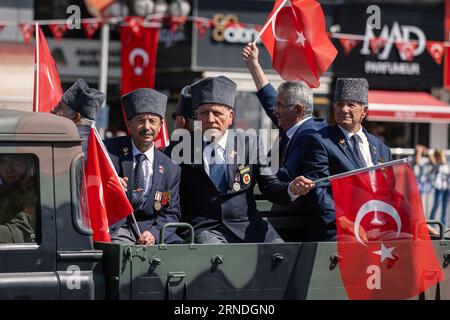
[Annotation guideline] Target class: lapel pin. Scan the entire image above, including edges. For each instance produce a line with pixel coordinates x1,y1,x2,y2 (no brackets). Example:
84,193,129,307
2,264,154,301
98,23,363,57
123,147,129,157
339,139,346,146
159,165,164,174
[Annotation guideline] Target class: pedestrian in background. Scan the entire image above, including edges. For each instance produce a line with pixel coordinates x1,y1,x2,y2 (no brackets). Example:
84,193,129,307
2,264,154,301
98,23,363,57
429,149,450,229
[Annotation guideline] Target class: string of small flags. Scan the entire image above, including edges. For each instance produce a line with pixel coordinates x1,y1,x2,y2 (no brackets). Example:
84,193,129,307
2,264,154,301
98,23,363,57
0,14,447,65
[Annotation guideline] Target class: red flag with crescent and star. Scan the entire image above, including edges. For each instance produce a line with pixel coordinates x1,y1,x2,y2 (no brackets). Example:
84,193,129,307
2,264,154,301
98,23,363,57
33,25,64,113
331,162,444,300
259,0,337,88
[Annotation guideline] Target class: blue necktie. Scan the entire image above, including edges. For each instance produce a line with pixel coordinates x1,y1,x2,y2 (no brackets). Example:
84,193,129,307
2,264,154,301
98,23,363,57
132,153,146,210
207,143,227,193
351,135,367,168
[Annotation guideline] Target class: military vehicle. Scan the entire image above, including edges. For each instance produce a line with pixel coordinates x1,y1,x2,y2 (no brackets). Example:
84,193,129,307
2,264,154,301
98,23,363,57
0,109,448,300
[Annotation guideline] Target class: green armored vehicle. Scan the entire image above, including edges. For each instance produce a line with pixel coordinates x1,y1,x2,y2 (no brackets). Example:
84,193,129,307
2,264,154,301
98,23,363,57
0,109,448,300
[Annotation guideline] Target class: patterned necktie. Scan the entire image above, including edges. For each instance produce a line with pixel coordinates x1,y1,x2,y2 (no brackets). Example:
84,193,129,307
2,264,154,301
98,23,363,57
351,134,367,168
132,153,146,210
207,142,227,193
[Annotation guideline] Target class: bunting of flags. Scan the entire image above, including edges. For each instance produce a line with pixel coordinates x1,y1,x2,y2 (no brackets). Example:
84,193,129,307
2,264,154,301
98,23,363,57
1,14,449,66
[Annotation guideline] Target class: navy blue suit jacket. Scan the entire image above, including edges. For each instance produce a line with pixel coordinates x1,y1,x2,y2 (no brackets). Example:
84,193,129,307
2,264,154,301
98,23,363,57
105,136,183,244
256,83,327,182
301,124,392,241
179,131,291,243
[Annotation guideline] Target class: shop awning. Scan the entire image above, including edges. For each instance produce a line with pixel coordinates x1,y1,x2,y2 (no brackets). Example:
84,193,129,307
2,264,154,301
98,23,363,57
368,90,450,123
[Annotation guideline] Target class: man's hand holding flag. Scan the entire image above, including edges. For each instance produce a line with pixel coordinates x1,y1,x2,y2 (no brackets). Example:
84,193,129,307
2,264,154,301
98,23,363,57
257,0,337,88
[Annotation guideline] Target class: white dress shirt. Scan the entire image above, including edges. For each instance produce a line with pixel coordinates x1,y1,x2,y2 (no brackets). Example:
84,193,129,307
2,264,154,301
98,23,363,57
203,130,228,176
131,141,154,202
338,125,374,167
284,116,312,149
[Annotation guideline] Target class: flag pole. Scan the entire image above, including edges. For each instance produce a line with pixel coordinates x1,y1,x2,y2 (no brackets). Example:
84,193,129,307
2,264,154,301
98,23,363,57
34,22,39,112
313,158,409,184
92,125,142,237
253,0,288,44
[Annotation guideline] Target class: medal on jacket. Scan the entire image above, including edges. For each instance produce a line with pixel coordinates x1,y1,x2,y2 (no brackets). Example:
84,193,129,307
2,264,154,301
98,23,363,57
161,192,171,206
233,172,241,191
154,201,162,211
239,166,250,175
243,173,251,185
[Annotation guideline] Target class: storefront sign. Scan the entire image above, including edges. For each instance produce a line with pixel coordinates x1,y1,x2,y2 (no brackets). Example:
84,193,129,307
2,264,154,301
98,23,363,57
333,4,444,89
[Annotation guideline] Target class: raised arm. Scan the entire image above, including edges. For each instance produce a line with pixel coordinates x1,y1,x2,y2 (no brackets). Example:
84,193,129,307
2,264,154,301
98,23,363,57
242,42,269,90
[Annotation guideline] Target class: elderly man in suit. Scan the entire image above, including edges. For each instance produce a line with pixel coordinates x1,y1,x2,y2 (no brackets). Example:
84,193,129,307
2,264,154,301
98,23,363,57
105,88,183,245
51,79,105,155
242,43,327,182
301,78,392,241
179,76,314,244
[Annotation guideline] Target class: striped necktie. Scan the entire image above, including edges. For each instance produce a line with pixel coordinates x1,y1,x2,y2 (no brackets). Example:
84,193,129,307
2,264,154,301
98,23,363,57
351,135,367,168
132,153,146,210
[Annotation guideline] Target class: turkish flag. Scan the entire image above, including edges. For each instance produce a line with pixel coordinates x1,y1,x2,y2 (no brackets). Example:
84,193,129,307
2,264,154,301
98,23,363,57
82,20,102,38
194,19,211,38
427,41,445,65
259,0,337,88
331,162,444,300
395,42,418,62
120,20,169,149
33,25,64,113
85,127,133,242
339,38,360,56
18,23,34,44
49,22,68,42
120,19,159,93
369,37,386,55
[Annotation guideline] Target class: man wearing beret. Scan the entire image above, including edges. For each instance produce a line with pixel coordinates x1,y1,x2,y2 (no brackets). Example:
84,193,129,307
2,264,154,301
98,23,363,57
51,79,105,155
179,76,314,244
301,78,392,241
104,88,183,245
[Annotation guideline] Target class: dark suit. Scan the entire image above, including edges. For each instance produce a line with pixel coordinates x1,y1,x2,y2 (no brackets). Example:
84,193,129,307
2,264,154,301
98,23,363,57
179,130,292,243
256,83,327,182
301,124,392,241
105,136,183,244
